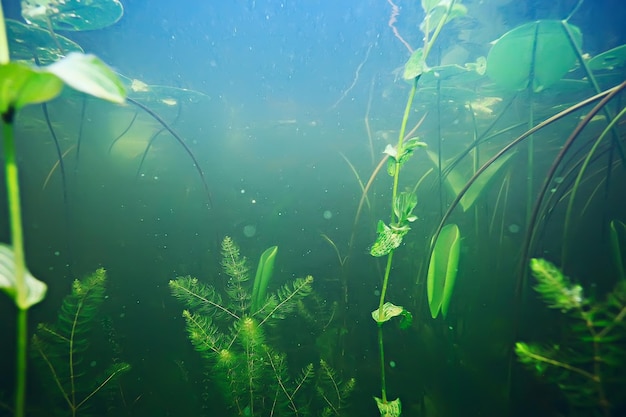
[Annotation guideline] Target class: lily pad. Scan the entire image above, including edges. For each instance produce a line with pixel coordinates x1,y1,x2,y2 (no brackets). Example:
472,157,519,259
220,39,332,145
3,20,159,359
487,20,582,92
6,19,83,65
588,44,626,71
0,244,47,309
21,0,124,31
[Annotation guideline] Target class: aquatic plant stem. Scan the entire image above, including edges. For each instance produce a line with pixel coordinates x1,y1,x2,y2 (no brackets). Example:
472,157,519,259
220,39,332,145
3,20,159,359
2,117,28,417
2,8,28,417
375,77,418,404
377,251,394,403
377,77,417,316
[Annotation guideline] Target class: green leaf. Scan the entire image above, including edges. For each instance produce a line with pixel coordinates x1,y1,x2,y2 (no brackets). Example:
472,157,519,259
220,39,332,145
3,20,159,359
6,19,84,65
369,221,407,257
609,219,626,281
374,397,401,417
22,0,124,31
427,150,514,212
487,20,582,92
251,245,278,313
47,53,126,104
403,48,425,80
0,62,63,114
393,191,418,225
421,0,441,13
371,302,405,324
0,244,47,309
588,44,626,71
420,3,467,35
427,224,461,318
385,138,427,176
399,309,413,329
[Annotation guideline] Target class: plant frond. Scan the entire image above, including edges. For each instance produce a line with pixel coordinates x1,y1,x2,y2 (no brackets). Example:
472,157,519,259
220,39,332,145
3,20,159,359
78,362,131,411
256,276,315,326
169,276,237,320
317,359,355,417
221,236,250,284
182,310,223,358
529,258,586,312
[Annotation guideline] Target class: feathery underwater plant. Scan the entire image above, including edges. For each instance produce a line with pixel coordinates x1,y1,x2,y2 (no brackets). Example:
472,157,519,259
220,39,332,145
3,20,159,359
30,268,131,417
170,236,354,417
516,258,626,417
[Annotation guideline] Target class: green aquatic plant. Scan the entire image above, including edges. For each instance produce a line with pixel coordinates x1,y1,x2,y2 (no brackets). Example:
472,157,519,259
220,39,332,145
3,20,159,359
426,223,460,319
0,3,125,416
6,1,213,271
610,220,626,282
516,258,626,416
251,244,278,313
425,150,514,212
30,268,130,417
170,236,353,417
368,1,465,415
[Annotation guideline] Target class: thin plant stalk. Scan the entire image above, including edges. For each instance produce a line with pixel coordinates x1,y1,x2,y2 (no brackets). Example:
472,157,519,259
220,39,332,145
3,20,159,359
375,76,418,404
372,1,457,406
2,119,28,417
561,105,626,263
1,6,29,417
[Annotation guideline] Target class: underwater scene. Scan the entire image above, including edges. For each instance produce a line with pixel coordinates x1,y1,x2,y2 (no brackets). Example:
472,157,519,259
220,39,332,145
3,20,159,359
1,0,626,416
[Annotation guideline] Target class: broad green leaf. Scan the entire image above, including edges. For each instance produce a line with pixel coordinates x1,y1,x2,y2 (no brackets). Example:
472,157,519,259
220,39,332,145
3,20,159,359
0,62,63,114
487,20,582,92
427,150,514,212
0,244,47,309
6,19,84,65
21,0,124,31
404,48,425,80
427,224,461,318
588,44,626,71
371,302,405,323
251,245,278,313
47,53,126,104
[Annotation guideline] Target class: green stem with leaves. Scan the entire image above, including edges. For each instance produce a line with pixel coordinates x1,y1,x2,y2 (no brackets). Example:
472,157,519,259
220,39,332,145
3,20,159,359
374,2,458,406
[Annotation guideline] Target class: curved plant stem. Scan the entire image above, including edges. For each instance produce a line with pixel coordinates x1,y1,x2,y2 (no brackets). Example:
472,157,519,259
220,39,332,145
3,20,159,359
430,84,624,262
127,97,214,209
561,105,626,263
